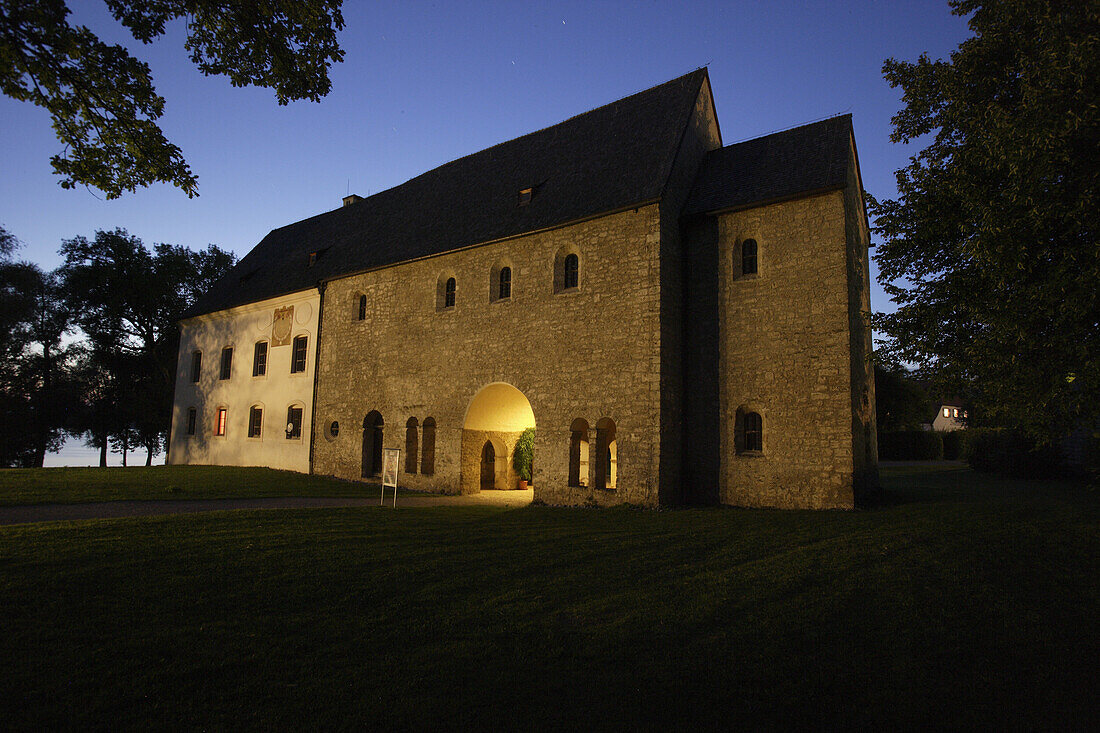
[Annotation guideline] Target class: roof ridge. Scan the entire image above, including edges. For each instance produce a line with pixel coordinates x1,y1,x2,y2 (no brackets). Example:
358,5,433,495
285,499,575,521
394,69,708,192
722,113,852,149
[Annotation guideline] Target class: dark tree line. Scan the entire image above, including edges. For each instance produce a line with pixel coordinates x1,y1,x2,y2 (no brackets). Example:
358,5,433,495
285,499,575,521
0,225,234,467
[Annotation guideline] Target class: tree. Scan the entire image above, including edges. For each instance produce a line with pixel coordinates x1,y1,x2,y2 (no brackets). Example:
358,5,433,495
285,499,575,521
871,0,1099,445
0,0,345,198
0,227,77,466
875,364,933,431
59,229,235,464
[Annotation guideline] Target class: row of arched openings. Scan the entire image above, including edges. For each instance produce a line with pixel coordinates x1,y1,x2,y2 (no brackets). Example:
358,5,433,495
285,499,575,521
568,417,617,491
361,412,436,478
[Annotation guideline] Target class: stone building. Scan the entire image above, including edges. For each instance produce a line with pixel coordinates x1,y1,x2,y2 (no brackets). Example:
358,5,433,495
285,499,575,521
169,69,878,509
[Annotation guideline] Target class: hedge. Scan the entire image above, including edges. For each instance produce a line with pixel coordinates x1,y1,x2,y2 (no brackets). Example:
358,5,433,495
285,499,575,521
966,428,1062,478
878,430,943,461
942,431,968,460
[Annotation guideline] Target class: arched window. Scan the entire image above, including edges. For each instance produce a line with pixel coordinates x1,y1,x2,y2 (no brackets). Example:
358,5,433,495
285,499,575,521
358,294,367,321
737,409,763,453
569,418,590,487
445,277,456,308
594,417,617,490
405,417,419,474
741,239,758,276
421,417,436,475
362,411,384,477
564,253,579,289
499,267,511,299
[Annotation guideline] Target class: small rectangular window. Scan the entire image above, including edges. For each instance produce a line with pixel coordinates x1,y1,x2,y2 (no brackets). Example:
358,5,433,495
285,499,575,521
253,342,268,377
943,408,951,418
186,407,197,436
291,335,308,373
216,408,227,437
190,351,202,382
518,187,533,206
286,406,303,440
220,347,233,380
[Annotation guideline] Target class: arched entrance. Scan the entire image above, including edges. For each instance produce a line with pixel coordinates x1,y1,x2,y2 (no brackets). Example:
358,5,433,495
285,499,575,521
461,383,536,493
362,411,383,478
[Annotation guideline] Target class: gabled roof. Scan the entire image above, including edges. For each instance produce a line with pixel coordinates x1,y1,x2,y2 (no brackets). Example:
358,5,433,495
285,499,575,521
683,114,853,216
185,69,709,319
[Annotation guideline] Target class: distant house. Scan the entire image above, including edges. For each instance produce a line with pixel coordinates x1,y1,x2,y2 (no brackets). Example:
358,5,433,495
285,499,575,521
931,401,968,432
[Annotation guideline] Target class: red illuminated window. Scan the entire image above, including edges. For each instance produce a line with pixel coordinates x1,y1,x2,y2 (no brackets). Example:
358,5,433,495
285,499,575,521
216,408,227,436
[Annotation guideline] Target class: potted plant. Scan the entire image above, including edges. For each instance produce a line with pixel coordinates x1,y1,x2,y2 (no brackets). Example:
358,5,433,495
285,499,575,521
512,428,535,489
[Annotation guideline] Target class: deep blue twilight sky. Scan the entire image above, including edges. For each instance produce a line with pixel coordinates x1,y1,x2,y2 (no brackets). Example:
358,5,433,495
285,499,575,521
0,0,971,464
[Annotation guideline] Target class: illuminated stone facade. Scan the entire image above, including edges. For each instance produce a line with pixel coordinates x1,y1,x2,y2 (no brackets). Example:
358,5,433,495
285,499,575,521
171,70,878,508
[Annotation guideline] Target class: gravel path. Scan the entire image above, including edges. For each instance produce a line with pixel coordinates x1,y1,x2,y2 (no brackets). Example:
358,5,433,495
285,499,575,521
0,490,534,526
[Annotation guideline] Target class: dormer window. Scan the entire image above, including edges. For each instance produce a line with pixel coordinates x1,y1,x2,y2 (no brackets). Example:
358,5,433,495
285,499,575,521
518,187,533,206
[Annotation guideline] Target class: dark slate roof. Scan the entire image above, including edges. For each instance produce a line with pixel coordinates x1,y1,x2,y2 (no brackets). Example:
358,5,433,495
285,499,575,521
683,114,853,216
184,69,709,318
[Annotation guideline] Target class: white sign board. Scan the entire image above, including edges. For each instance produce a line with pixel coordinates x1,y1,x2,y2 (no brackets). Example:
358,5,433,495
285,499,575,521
380,448,400,507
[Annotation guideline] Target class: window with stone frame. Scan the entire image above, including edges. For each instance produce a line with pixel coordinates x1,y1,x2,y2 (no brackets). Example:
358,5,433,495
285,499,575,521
445,277,456,308
741,239,758,276
499,267,511,299
421,418,436,475
215,407,227,437
286,405,303,439
248,406,263,438
220,347,233,380
253,341,268,377
743,411,763,452
291,335,308,373
405,417,419,473
564,253,579,289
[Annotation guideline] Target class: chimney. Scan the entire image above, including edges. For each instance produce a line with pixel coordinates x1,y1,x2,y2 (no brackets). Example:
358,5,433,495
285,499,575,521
343,194,364,207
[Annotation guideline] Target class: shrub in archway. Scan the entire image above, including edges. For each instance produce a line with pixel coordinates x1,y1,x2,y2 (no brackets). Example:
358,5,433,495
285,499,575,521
513,428,535,482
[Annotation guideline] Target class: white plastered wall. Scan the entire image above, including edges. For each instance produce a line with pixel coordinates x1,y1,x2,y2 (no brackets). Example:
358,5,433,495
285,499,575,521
168,289,320,472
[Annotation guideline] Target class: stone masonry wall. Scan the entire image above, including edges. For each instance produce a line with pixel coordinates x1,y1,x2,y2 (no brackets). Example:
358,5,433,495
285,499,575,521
843,138,880,499
312,206,664,506
718,191,856,509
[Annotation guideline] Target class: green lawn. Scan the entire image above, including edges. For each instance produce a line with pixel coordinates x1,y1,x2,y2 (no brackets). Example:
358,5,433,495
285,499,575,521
0,465,405,505
1,466,1097,729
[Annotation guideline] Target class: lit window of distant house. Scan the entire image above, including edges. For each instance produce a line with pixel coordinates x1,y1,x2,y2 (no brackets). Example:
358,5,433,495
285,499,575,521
253,341,267,377
291,336,308,373
952,408,959,418
220,347,233,380
186,407,197,436
943,408,951,418
190,351,202,382
216,408,227,436
741,239,758,276
248,406,263,438
286,405,303,439
963,411,968,418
